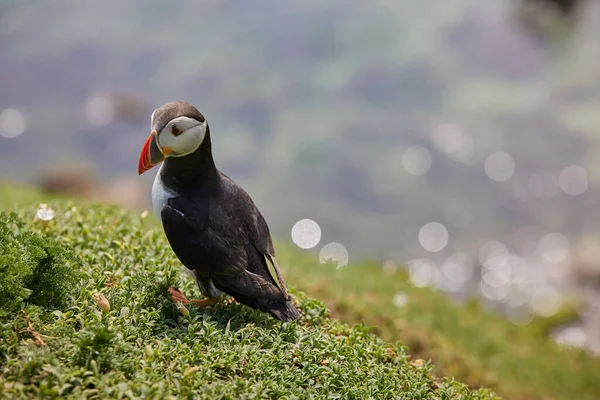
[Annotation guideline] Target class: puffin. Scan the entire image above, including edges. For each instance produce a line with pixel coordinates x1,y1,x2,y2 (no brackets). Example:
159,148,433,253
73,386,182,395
138,101,300,322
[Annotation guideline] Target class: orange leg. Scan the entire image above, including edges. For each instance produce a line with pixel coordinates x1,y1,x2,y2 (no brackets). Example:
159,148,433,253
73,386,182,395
190,297,220,307
168,286,220,307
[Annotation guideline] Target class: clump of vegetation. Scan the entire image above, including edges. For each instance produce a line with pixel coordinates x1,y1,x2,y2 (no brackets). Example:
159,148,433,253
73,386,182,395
0,212,80,317
0,188,496,399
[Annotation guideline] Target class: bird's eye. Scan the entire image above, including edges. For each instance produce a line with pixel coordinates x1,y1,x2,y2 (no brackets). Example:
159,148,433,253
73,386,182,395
171,125,182,136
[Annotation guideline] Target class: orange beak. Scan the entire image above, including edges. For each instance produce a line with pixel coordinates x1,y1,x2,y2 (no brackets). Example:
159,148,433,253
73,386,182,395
138,130,165,175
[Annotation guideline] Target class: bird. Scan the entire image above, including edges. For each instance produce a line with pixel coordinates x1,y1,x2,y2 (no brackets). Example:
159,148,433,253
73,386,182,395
138,101,300,322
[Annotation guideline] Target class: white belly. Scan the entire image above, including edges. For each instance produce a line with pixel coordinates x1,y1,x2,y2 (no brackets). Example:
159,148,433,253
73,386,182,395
151,165,176,218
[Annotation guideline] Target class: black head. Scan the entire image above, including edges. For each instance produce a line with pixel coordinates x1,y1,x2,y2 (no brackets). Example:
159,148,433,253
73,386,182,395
139,101,210,174
151,101,206,134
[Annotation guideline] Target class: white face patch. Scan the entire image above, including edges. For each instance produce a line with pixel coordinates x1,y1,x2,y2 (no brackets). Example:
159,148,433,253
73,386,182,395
157,116,207,157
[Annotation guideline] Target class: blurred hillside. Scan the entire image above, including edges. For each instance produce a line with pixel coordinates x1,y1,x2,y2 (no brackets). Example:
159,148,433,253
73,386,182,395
2,1,600,348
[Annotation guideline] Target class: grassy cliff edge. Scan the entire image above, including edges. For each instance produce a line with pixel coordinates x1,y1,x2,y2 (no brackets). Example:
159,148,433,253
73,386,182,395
0,185,495,399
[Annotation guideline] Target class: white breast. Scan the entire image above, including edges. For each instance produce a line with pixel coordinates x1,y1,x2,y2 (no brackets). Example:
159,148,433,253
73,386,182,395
151,164,176,218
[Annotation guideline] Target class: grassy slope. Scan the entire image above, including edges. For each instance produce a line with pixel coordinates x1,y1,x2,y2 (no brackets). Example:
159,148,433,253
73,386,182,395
278,249,600,400
0,185,495,399
3,184,600,400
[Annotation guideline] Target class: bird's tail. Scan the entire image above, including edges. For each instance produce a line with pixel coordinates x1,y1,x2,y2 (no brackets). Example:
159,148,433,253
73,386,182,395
255,299,301,322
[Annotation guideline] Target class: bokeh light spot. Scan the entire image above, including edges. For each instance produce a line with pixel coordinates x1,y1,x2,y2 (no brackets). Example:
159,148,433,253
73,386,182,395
559,165,588,196
538,233,570,264
451,134,475,163
430,123,475,163
402,145,432,176
291,219,321,249
382,260,397,276
482,257,511,287
484,151,515,182
392,292,408,308
503,285,530,308
479,280,510,301
441,252,473,283
408,259,436,288
418,222,449,252
529,288,562,317
0,108,28,138
319,242,349,269
84,94,115,127
478,240,509,264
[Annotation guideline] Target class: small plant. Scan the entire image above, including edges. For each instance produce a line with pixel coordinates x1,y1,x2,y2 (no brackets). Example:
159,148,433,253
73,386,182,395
74,323,116,371
0,212,80,317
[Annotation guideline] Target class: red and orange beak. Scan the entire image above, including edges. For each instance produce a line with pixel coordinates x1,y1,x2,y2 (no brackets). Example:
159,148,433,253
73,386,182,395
138,130,165,175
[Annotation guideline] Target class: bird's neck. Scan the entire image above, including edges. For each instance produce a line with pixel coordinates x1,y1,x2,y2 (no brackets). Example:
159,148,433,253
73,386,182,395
160,132,220,194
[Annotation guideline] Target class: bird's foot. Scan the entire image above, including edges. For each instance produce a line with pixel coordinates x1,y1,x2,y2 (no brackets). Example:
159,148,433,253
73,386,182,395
168,286,190,304
189,297,220,307
168,286,220,307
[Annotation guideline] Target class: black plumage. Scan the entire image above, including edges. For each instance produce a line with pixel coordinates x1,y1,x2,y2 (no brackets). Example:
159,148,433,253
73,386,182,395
149,102,300,322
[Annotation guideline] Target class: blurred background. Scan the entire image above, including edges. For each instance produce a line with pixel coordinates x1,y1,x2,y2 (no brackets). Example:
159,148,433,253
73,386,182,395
1,1,600,355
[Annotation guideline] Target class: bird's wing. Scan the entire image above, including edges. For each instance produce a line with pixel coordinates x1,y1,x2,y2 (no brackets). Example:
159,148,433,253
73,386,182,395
250,211,289,299
160,196,287,301
220,174,290,298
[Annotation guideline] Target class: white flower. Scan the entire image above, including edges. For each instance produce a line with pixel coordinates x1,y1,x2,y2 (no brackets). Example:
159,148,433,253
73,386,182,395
35,204,55,222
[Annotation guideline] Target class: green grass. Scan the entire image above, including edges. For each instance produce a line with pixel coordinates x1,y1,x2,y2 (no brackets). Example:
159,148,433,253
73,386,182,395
3,183,600,400
276,245,600,399
0,185,495,399
0,211,81,317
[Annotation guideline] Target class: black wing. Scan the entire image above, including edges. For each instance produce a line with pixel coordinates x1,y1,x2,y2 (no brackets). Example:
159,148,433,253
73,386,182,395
160,182,289,302
221,174,289,299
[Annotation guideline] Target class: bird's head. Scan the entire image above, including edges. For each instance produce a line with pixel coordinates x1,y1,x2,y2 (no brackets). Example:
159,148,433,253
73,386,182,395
138,101,208,175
